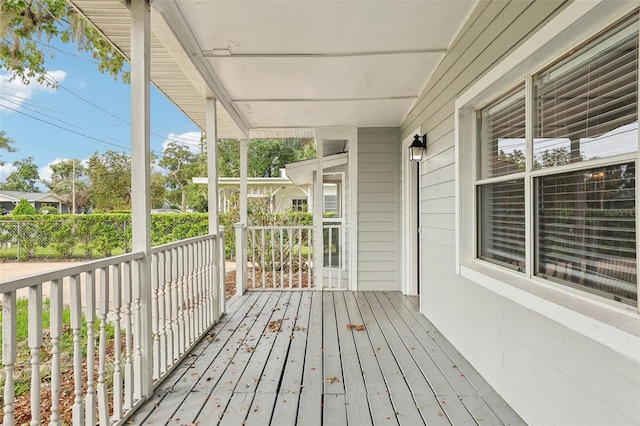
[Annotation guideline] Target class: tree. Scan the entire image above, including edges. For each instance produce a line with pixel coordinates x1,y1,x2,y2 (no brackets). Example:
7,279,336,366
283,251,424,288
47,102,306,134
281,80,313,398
160,141,199,211
0,0,129,87
539,147,571,168
0,131,17,165
216,138,316,178
248,138,316,177
12,198,37,215
86,150,131,211
150,172,167,209
43,159,91,213
0,156,40,192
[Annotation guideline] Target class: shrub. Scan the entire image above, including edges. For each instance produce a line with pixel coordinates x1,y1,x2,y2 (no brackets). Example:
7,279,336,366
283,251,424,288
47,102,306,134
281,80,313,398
12,198,37,215
39,206,59,215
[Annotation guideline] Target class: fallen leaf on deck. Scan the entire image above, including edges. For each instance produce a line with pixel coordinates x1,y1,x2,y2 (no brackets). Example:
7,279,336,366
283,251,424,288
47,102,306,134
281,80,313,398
268,319,283,332
326,375,338,384
346,323,365,331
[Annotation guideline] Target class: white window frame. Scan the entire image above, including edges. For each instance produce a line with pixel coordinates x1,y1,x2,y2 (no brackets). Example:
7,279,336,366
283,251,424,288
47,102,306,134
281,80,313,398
291,198,308,211
455,0,640,359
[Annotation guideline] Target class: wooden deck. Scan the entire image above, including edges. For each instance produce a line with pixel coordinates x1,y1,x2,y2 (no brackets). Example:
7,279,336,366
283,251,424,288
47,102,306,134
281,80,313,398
130,291,525,425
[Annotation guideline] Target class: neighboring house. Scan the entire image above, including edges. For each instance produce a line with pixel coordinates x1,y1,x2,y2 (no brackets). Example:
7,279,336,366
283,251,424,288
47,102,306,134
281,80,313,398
0,190,65,214
193,168,340,214
69,2,640,425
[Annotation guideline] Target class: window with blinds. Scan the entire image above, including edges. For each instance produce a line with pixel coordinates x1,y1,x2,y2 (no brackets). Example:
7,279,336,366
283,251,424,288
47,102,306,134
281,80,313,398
478,85,526,179
533,15,638,167
537,163,636,304
478,180,525,271
475,9,638,306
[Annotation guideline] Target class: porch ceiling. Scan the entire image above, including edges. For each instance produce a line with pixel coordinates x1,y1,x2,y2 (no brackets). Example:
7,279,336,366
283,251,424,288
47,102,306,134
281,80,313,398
70,1,477,139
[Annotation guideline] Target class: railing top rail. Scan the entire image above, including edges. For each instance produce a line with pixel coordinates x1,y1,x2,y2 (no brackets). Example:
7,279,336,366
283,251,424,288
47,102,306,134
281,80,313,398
150,233,217,254
0,251,145,293
246,225,314,231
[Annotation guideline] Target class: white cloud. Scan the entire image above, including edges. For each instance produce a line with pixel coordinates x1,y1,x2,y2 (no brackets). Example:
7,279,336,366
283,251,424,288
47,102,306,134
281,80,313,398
0,163,16,182
162,131,203,154
0,70,67,113
39,157,89,185
38,158,66,184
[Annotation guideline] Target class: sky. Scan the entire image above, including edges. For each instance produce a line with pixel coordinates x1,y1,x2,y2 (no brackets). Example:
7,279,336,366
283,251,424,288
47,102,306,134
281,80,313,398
0,35,203,189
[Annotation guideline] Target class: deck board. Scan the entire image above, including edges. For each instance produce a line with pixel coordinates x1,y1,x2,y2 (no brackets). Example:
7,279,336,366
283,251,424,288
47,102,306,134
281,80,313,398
130,291,526,426
323,292,346,395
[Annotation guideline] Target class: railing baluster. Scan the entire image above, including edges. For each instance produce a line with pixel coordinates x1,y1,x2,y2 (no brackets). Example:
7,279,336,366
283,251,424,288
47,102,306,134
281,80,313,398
328,225,333,288
112,263,123,421
210,236,217,318
251,228,256,289
197,240,204,333
70,274,84,425
212,234,220,324
49,278,63,426
200,241,208,329
29,284,43,426
288,228,293,289
123,261,134,410
308,228,313,288
271,228,276,288
98,267,110,425
298,228,302,288
3,290,17,426
151,253,160,380
218,230,226,316
280,228,284,289
171,247,180,361
261,229,266,289
187,242,194,345
133,259,143,400
85,270,96,425
177,245,186,355
158,251,168,375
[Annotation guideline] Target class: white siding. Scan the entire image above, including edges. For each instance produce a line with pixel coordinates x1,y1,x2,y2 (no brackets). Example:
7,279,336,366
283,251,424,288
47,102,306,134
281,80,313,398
357,127,401,291
402,1,640,425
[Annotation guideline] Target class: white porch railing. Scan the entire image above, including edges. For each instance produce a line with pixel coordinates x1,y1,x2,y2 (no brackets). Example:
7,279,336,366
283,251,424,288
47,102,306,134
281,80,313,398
0,231,226,426
234,222,349,292
235,224,314,292
323,222,347,290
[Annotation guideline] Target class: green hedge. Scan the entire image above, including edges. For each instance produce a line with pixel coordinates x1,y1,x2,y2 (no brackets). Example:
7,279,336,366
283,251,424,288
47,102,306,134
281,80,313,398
0,212,312,261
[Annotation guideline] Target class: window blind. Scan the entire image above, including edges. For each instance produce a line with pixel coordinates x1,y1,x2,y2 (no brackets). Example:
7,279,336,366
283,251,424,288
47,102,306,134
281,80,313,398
534,16,639,167
537,163,636,304
479,179,525,271
478,85,526,179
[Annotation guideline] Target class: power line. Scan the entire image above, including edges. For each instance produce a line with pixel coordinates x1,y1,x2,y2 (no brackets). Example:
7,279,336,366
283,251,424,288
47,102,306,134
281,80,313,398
34,39,100,65
1,103,132,151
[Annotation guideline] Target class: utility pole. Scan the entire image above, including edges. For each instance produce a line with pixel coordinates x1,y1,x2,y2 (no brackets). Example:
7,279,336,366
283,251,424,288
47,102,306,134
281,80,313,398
72,159,76,214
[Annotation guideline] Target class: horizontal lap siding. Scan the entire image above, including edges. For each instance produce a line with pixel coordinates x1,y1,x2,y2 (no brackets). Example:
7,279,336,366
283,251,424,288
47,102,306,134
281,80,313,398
358,128,401,291
397,1,640,425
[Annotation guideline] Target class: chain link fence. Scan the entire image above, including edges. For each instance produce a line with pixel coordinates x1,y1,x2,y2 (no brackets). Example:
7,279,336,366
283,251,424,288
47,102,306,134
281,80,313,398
0,218,132,261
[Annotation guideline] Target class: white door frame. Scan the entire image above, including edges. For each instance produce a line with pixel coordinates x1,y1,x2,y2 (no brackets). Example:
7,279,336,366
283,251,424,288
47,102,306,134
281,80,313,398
402,128,421,295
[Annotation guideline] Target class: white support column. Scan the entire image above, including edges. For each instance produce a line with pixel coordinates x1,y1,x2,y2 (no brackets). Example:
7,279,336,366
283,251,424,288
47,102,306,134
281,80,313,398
313,138,324,289
206,98,219,235
206,98,221,320
306,184,312,210
240,139,248,225
130,0,153,398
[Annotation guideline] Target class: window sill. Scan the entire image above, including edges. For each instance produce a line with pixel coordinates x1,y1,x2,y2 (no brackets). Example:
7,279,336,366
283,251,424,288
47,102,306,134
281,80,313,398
460,261,640,361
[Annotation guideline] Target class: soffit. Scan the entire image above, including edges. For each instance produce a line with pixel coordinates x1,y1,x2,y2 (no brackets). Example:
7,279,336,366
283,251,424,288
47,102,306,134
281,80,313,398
70,1,477,139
